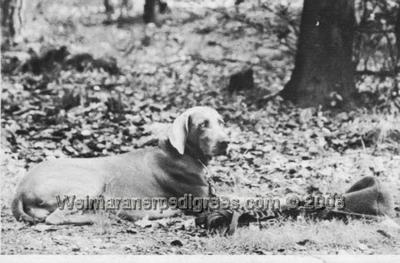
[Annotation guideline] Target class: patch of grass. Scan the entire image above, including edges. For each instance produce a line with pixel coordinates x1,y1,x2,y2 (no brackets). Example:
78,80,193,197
203,219,400,254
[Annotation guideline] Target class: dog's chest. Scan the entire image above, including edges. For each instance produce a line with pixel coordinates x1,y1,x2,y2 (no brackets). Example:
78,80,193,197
150,153,209,198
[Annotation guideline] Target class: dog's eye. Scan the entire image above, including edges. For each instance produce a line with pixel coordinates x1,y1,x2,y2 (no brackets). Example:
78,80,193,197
199,120,209,129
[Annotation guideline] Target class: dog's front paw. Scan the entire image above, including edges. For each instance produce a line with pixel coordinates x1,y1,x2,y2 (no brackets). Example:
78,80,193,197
195,210,238,235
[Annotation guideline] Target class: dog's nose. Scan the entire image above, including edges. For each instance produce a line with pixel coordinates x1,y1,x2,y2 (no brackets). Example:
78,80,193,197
218,140,229,152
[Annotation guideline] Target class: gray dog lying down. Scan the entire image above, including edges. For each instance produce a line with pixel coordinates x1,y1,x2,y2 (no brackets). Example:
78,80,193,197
12,106,229,224
12,106,395,229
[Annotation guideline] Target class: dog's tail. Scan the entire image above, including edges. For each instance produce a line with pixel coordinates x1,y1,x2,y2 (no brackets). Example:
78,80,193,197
11,195,36,223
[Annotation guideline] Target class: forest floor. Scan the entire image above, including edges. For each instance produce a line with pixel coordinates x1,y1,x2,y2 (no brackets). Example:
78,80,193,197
1,0,400,254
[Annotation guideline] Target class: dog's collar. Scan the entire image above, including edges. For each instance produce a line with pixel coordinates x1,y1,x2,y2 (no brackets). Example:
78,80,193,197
197,158,217,197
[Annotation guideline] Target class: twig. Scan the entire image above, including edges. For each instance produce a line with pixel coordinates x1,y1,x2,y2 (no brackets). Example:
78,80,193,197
259,90,282,103
356,28,395,34
356,68,400,77
63,81,130,88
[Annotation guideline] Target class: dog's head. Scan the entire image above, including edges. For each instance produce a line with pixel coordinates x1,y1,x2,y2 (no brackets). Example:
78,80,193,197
168,106,229,158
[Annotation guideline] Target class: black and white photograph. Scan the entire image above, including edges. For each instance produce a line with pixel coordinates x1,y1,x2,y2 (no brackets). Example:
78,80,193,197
1,0,400,260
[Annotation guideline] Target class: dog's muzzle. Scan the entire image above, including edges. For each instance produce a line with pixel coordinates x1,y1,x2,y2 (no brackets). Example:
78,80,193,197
215,140,229,155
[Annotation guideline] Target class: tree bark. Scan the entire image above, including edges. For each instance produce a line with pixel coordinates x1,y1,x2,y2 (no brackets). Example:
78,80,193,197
1,0,24,46
281,0,356,108
396,7,400,56
143,0,156,23
103,0,114,14
1,0,16,44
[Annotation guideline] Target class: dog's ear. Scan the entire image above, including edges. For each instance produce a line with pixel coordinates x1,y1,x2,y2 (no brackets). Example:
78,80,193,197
168,112,190,155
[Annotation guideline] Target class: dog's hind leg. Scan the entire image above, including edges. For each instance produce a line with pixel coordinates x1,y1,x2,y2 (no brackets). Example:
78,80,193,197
45,208,97,225
26,207,51,223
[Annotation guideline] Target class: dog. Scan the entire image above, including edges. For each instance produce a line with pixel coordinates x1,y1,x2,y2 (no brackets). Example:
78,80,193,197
12,106,229,225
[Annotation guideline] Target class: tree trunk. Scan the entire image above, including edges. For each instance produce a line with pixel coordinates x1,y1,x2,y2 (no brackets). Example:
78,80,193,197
1,0,24,46
143,0,156,24
1,0,17,45
281,0,356,108
103,0,114,13
396,7,400,56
